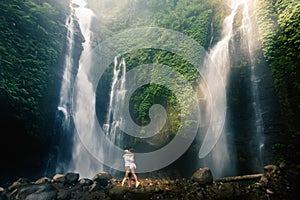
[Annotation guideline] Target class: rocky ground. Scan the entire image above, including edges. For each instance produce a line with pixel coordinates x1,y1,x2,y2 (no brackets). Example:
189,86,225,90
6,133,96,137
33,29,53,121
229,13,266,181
0,162,299,200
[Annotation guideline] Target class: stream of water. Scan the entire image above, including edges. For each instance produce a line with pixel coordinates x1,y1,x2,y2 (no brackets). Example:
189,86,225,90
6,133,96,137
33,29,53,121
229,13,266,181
199,0,264,177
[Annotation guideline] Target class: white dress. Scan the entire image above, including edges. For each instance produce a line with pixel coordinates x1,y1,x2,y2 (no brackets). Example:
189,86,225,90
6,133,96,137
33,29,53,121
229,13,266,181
123,153,136,169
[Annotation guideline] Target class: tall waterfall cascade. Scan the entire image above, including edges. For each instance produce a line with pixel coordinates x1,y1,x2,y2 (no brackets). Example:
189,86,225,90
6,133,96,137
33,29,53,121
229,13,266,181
52,0,84,174
199,0,265,177
68,0,99,178
54,0,101,178
56,0,127,178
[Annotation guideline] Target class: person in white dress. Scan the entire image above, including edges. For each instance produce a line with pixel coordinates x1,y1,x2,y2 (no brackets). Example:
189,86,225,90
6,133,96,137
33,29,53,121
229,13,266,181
121,149,140,188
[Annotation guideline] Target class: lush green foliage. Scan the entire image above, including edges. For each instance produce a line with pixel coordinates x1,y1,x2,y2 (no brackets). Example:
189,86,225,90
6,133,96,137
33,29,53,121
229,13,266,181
255,0,300,161
0,0,67,141
255,0,300,131
0,0,69,183
93,0,222,140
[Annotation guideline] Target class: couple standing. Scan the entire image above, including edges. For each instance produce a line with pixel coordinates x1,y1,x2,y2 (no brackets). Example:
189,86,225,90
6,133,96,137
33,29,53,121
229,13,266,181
122,149,140,188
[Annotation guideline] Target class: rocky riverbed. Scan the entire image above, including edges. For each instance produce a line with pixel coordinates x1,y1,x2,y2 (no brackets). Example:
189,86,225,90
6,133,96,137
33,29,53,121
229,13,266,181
0,162,298,200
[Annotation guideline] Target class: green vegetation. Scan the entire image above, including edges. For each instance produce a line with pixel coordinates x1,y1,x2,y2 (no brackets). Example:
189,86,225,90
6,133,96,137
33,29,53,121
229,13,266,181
254,0,300,162
0,0,68,168
92,0,224,142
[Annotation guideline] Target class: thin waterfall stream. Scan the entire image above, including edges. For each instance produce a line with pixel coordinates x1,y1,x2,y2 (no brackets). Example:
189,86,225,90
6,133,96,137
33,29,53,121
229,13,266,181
103,56,127,175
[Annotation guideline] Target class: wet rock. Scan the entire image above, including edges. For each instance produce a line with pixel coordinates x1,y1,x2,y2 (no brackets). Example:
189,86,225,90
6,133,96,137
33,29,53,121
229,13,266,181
93,172,112,181
219,183,240,198
8,178,30,192
93,172,111,187
17,182,57,200
89,182,104,192
266,188,274,195
57,189,71,200
259,175,268,186
35,177,51,184
264,165,279,174
52,174,66,184
191,167,213,186
65,172,79,185
79,178,93,186
108,185,127,200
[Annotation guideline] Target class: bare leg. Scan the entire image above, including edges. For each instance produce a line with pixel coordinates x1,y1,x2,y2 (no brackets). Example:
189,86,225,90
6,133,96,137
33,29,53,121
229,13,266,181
122,169,130,187
131,168,140,188
127,172,131,188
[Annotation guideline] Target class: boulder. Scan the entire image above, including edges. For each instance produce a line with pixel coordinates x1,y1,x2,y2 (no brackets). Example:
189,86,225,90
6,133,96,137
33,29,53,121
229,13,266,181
17,182,57,200
93,172,112,187
35,177,51,185
79,178,93,186
264,165,279,174
89,182,104,192
93,172,112,181
52,174,66,184
191,167,213,186
65,172,79,185
8,178,30,192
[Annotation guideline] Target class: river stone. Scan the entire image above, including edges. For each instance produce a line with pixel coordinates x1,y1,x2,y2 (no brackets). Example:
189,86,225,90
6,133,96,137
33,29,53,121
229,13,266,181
35,177,51,184
264,165,279,174
52,174,66,184
8,178,30,191
89,182,105,192
17,182,57,200
79,178,93,186
93,172,111,187
191,167,213,186
93,172,112,181
65,172,79,184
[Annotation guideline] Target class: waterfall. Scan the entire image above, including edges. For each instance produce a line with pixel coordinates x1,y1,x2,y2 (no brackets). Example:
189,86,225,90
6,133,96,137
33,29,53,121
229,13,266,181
199,0,239,178
240,0,265,168
51,0,100,178
199,0,264,177
50,0,82,175
103,56,127,175
66,0,100,178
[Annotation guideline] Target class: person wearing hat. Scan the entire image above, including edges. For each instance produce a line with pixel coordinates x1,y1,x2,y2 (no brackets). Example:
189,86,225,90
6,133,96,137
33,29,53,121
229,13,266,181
121,149,140,188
